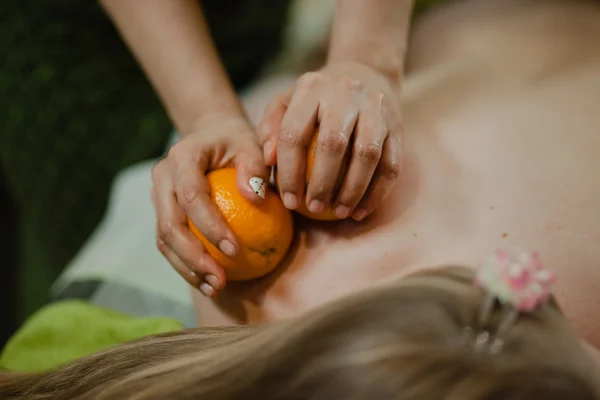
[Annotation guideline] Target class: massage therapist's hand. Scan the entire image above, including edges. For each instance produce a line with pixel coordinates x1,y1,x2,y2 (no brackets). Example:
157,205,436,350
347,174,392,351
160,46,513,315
151,114,269,297
258,61,403,221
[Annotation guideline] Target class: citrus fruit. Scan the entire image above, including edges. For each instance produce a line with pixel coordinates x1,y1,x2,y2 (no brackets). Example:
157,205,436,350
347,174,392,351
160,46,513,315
188,168,294,281
277,126,350,220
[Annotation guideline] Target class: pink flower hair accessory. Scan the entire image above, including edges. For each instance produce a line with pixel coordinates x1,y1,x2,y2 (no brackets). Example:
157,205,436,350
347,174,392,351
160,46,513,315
475,249,557,312
465,249,558,354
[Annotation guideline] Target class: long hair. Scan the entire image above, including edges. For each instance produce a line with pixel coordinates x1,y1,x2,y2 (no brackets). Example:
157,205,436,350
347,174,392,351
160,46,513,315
1,267,598,399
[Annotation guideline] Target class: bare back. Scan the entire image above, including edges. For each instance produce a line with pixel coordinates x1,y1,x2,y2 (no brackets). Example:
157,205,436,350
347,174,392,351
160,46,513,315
195,0,600,348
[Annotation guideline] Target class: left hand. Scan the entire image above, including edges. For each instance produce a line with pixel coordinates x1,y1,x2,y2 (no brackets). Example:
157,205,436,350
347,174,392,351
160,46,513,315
258,61,403,221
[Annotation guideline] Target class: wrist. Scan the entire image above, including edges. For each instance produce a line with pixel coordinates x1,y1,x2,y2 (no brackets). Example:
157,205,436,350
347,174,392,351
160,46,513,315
185,108,252,138
174,87,246,137
324,59,405,94
327,0,413,86
327,47,405,86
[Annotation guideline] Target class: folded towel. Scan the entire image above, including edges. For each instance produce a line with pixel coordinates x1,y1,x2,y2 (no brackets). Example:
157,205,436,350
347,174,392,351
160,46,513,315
1,300,182,372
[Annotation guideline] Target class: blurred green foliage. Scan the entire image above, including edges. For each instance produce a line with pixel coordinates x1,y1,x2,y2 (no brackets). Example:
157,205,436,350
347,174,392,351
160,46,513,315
0,0,290,320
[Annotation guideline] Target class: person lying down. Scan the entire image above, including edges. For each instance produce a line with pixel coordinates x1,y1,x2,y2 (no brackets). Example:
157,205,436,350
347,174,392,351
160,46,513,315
3,1,598,398
1,250,599,399
191,0,600,359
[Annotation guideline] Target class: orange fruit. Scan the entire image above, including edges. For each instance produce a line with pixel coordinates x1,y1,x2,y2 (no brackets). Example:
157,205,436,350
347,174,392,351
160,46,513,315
188,168,294,281
276,126,350,221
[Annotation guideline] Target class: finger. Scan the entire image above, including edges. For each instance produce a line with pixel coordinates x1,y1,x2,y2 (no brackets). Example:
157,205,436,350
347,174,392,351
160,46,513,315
277,72,322,210
258,89,292,166
334,106,386,219
157,237,220,297
170,151,239,261
159,218,227,291
305,83,359,214
152,162,205,270
153,165,227,288
156,235,201,287
352,134,401,221
235,141,271,204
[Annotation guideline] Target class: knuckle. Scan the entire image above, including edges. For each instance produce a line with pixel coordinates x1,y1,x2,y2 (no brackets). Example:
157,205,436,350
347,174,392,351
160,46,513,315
339,185,362,204
158,222,176,244
320,132,349,156
176,184,201,208
310,181,331,198
338,74,363,91
151,158,172,183
369,90,386,107
167,141,203,166
278,127,302,150
383,160,401,180
298,71,322,89
356,143,382,166
166,141,185,159
151,162,163,182
318,109,337,125
156,239,169,255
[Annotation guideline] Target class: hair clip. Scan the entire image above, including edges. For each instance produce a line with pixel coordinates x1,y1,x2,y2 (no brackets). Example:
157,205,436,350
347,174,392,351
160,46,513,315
467,249,557,354
476,248,556,312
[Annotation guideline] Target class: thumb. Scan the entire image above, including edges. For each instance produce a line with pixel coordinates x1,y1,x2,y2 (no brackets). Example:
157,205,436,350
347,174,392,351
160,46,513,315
235,143,271,205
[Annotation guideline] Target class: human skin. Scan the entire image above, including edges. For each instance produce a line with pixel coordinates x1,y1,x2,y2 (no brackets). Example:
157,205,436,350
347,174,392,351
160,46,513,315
193,0,600,356
98,0,243,134
258,0,414,221
100,0,415,296
99,0,265,294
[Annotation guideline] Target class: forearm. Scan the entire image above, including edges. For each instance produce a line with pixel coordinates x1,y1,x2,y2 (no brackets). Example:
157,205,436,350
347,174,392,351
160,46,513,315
99,0,243,135
328,0,415,84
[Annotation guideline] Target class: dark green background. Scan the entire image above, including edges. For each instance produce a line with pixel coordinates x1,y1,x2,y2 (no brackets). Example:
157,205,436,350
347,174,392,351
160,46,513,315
0,0,291,343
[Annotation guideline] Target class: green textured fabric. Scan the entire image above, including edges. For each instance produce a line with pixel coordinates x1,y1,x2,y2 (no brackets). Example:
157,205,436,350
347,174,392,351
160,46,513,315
0,0,290,321
0,300,183,372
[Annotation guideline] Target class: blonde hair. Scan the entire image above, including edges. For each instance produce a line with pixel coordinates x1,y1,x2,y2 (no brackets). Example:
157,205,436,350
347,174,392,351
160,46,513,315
1,267,598,399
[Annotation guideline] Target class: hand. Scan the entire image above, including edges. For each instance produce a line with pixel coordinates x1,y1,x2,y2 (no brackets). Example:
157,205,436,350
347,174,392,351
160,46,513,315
258,61,403,221
151,114,269,297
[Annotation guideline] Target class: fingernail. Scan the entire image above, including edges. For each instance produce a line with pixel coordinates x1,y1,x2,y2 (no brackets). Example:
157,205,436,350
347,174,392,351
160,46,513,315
352,208,368,221
205,274,220,289
308,199,325,214
334,205,351,219
249,177,266,199
199,282,215,297
263,140,273,160
219,239,237,257
283,192,298,209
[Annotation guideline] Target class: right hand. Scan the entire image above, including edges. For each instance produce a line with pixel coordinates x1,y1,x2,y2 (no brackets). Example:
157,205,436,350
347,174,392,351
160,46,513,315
151,114,269,297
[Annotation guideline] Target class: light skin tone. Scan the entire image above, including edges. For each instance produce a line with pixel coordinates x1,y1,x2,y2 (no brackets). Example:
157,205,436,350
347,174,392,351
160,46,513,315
101,0,600,366
190,0,600,360
258,0,412,220
100,0,415,297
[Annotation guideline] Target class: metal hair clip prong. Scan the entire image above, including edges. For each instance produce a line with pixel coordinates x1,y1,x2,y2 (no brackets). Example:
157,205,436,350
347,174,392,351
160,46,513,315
468,249,557,354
